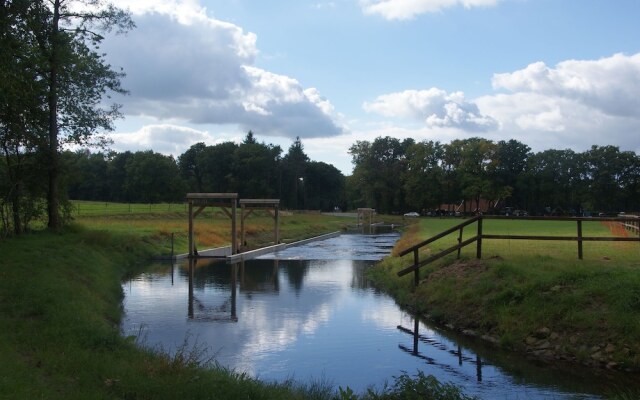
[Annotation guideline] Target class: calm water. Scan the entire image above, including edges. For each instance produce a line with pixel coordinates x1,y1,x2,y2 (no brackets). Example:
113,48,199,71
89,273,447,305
122,233,629,399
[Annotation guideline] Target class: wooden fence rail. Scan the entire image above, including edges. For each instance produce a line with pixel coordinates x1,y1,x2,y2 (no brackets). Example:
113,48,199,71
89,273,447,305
397,216,640,286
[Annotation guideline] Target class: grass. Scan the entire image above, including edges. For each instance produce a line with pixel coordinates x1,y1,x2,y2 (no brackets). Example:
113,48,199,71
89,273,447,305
369,216,640,372
71,204,369,256
1,204,474,399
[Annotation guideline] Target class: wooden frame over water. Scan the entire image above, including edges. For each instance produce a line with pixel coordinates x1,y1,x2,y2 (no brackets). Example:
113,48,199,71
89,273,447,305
187,193,238,257
239,199,280,251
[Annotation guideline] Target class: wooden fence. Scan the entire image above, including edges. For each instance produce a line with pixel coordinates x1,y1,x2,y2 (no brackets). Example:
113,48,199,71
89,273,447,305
397,216,640,286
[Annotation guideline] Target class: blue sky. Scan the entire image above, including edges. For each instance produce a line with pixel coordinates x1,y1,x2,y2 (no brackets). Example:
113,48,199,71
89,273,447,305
103,0,640,174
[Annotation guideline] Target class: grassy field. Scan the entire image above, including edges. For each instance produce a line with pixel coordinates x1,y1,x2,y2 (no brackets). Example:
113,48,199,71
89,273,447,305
70,200,382,257
370,217,640,373
3,204,479,400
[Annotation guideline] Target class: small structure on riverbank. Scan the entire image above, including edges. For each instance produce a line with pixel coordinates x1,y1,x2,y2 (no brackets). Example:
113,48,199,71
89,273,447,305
187,193,238,257
240,199,280,251
186,194,282,259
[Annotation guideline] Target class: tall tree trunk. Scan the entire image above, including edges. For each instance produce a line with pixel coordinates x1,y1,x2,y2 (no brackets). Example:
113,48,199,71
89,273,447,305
47,0,61,230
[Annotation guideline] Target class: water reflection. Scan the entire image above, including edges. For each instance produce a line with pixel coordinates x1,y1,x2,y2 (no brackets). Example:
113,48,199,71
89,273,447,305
123,233,635,399
187,258,238,322
398,317,483,382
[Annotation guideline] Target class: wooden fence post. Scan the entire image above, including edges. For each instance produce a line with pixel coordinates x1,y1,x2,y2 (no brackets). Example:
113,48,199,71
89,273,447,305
577,220,583,260
413,249,420,287
476,217,483,259
457,227,464,259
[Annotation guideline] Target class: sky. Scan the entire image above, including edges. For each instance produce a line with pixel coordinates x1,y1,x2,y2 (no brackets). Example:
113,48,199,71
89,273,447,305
100,0,640,174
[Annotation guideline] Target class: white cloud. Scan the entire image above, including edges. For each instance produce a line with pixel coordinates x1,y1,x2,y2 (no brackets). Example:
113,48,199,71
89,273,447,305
472,53,640,152
359,53,640,159
359,0,501,20
492,53,640,119
363,88,497,132
103,2,344,139
108,124,212,155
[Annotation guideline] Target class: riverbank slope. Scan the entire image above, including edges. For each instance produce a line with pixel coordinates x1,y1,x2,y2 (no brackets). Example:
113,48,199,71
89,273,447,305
367,218,640,372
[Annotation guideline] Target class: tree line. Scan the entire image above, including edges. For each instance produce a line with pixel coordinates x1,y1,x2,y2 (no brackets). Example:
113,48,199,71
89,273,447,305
63,133,345,210
348,137,640,216
1,132,347,236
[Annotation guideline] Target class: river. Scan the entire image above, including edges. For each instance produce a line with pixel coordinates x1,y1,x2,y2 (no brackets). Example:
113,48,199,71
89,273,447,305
122,232,630,399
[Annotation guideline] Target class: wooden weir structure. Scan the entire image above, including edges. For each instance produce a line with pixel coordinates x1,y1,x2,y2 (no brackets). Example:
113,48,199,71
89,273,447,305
398,216,640,286
187,193,280,258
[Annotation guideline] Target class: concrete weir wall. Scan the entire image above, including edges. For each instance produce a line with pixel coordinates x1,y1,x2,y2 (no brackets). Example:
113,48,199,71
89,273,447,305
227,231,341,263
162,231,342,262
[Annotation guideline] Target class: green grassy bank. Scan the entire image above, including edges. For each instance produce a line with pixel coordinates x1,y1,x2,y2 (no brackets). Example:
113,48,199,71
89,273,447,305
369,218,640,372
0,213,474,400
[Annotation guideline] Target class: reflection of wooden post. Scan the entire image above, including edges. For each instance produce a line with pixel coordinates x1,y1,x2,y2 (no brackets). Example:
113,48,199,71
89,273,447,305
413,316,419,355
188,258,195,318
188,202,194,257
230,263,237,321
476,355,482,382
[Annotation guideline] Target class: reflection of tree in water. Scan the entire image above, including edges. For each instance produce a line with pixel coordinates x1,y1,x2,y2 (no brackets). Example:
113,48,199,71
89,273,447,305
179,259,231,290
350,261,374,291
282,260,310,295
239,259,279,293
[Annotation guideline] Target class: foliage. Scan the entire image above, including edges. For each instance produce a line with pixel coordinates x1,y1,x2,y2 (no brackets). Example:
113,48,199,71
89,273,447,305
350,137,640,215
0,0,133,232
337,371,477,400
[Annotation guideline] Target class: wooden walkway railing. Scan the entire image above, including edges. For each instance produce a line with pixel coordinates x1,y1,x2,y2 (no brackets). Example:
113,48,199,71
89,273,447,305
397,216,640,286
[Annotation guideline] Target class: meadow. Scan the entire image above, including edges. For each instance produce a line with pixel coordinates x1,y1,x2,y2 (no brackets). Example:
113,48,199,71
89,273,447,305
69,200,375,257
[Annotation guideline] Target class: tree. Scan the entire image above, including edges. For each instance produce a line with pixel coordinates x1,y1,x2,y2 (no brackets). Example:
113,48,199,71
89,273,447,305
122,151,185,203
281,137,309,209
0,0,50,234
304,161,345,211
494,139,531,208
349,136,412,213
31,0,134,229
178,142,207,192
583,145,638,212
444,138,500,213
197,142,237,192
403,141,445,212
521,149,584,214
66,150,109,201
231,134,281,198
